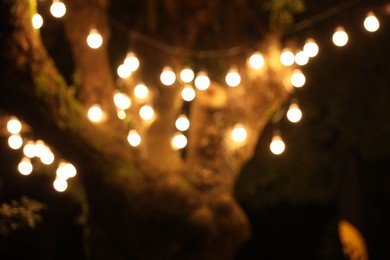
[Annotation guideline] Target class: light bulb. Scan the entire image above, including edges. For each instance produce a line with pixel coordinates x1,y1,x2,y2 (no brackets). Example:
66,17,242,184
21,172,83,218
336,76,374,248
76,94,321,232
34,140,46,158
303,38,319,58
248,52,265,69
117,109,127,120
56,162,77,179
40,147,55,165
225,67,241,87
291,69,306,88
65,163,77,178
280,48,295,66
160,66,176,86
175,115,190,131
364,12,380,32
295,51,309,66
32,13,43,29
124,52,139,72
18,157,33,176
23,141,36,158
8,135,23,150
127,130,141,147
139,105,154,121
181,85,196,102
180,67,195,83
287,102,302,123
171,133,187,150
7,117,22,134
87,28,103,49
117,64,132,79
53,178,68,192
50,0,66,18
113,92,131,110
231,124,248,143
194,71,210,91
270,133,285,155
134,83,149,99
87,104,104,123
332,27,348,47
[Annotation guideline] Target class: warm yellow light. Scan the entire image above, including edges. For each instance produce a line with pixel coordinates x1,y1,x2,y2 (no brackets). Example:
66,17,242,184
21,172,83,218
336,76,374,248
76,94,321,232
117,109,127,120
127,130,141,147
175,115,190,131
18,157,33,176
8,135,23,150
180,68,195,83
87,104,104,123
194,71,210,91
117,64,132,79
291,69,306,88
231,124,248,143
332,27,348,47
225,67,241,87
280,48,295,66
364,12,380,32
23,140,36,158
32,14,43,29
270,133,285,155
303,38,319,58
181,85,196,102
287,102,302,123
124,52,140,72
87,28,103,49
113,92,131,110
53,178,68,192
139,105,154,121
56,162,77,179
295,51,309,66
171,133,187,150
248,52,265,69
34,140,46,158
134,83,149,100
7,117,22,134
160,66,176,86
40,147,55,165
50,0,66,18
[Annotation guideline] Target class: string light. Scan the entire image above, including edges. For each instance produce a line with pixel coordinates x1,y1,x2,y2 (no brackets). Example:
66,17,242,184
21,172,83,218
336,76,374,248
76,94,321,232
303,38,319,58
7,117,22,134
160,66,176,86
180,67,195,83
23,141,36,158
134,83,149,99
117,64,132,79
175,115,190,131
8,134,23,150
18,157,33,176
40,147,55,165
53,178,68,192
270,131,285,155
195,71,210,90
34,140,46,158
127,129,141,147
332,26,348,47
181,85,196,102
364,11,380,32
225,66,241,87
124,52,140,72
113,92,131,110
50,0,66,18
231,124,248,143
171,133,188,150
139,105,154,121
117,109,127,120
32,14,43,29
280,48,295,66
87,104,104,123
56,162,77,179
87,28,103,49
287,100,302,123
248,52,265,69
291,69,306,88
295,50,309,66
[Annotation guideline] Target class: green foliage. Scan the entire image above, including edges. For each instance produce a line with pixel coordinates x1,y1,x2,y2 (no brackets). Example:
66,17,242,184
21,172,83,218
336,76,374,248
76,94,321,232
263,0,305,30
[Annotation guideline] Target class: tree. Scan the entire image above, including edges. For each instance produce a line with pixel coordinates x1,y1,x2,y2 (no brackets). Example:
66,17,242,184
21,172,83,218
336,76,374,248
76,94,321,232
0,0,305,258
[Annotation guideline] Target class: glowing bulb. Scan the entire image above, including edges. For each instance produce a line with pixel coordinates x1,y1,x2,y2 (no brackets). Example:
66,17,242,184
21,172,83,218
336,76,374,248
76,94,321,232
134,84,149,99
113,92,131,110
8,135,23,150
124,52,140,72
180,67,195,83
195,71,210,91
139,105,154,121
53,178,68,192
181,85,196,102
364,12,380,32
231,124,248,143
64,163,77,178
291,69,306,88
7,117,22,134
18,157,33,176
88,104,104,123
40,147,55,165
175,115,190,131
171,133,187,150
23,141,36,158
127,130,141,147
32,14,43,29
117,64,132,79
280,48,295,66
332,27,348,47
295,51,309,66
287,102,302,123
50,0,66,18
303,38,319,58
56,162,77,179
34,140,46,158
225,67,241,87
160,66,176,86
87,28,103,49
270,133,285,155
117,109,126,120
248,52,265,69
